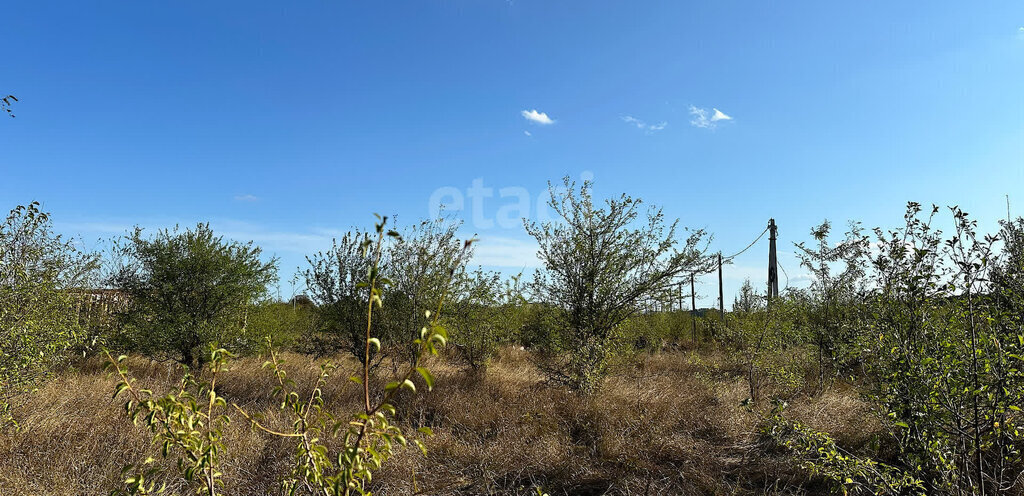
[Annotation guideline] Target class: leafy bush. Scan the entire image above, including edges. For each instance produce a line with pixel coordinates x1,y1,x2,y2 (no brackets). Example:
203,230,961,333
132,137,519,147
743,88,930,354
245,299,317,353
866,204,1024,493
725,294,811,402
445,268,507,370
524,178,709,393
303,228,374,360
615,308,710,354
109,223,278,367
0,202,99,418
383,217,469,365
107,215,470,496
733,278,765,313
105,348,234,495
760,402,924,495
304,217,469,367
794,220,870,392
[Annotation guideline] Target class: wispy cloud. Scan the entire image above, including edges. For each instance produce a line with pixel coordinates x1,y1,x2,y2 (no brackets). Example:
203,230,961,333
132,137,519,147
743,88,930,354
523,130,532,137
689,106,733,129
521,109,554,125
469,236,541,269
58,221,133,235
622,115,668,133
234,194,260,202
60,217,341,256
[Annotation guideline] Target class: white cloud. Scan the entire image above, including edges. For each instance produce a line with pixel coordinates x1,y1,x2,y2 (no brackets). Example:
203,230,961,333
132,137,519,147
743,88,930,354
789,273,815,284
62,216,340,256
521,109,554,125
469,236,541,269
689,105,733,129
523,130,532,136
234,194,260,202
711,108,732,122
221,229,333,254
59,221,133,235
622,115,668,133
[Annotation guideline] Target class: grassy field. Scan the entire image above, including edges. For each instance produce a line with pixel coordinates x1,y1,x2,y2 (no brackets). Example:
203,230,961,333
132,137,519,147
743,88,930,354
0,345,880,495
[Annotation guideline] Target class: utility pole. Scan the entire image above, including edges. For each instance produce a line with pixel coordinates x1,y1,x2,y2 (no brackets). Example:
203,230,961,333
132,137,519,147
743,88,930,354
717,252,724,321
768,218,779,301
690,273,697,344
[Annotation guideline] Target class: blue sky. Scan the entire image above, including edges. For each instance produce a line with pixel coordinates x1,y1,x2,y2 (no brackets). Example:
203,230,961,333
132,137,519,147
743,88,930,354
2,1,1022,305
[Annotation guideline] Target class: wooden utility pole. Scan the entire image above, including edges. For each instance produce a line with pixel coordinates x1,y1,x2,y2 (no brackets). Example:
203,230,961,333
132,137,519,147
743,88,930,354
717,252,724,321
768,218,779,301
690,273,697,344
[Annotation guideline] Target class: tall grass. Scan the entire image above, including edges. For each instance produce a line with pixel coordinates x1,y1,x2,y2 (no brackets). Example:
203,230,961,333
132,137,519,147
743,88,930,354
0,347,882,495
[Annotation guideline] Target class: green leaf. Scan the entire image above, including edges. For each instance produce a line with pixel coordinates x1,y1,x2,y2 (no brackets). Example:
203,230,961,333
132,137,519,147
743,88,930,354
415,367,435,390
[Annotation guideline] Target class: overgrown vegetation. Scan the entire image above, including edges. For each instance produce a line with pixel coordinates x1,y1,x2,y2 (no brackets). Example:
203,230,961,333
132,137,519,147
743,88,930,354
109,223,278,368
0,202,98,423
525,178,708,393
1,194,1022,495
105,216,468,495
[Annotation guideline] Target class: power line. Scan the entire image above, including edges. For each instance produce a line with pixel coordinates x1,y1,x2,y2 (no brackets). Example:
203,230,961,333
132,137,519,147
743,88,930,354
688,224,770,278
685,223,773,308
722,225,769,262
778,259,790,291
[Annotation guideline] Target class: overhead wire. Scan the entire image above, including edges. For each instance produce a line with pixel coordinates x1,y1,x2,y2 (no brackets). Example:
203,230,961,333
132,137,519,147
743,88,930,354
690,224,770,278
778,259,790,291
683,223,776,308
683,222,791,306
721,225,769,263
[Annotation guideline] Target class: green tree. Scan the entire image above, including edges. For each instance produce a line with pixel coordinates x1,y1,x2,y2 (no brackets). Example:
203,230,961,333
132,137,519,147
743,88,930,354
304,217,470,366
110,223,277,367
992,216,1024,307
524,178,708,393
732,277,764,313
446,268,509,370
385,217,469,365
794,220,870,392
866,204,1024,493
1,202,99,411
304,228,375,360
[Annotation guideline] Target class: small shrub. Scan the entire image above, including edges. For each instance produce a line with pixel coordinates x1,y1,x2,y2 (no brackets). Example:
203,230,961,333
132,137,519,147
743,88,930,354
105,347,234,495
760,401,924,495
446,270,528,371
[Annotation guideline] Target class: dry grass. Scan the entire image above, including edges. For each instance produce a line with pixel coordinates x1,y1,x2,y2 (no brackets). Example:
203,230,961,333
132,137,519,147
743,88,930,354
0,346,880,495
